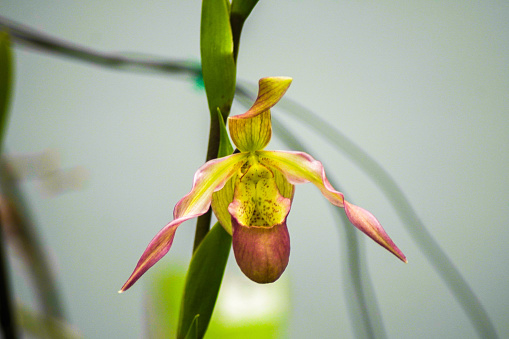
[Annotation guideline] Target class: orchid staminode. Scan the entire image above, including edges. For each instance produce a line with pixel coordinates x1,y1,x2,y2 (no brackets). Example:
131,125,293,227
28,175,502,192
120,77,406,291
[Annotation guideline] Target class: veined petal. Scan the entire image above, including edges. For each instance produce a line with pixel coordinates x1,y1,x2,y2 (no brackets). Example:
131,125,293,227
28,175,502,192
233,76,292,120
229,110,272,152
229,77,292,152
173,153,248,219
120,153,247,292
258,150,345,206
211,173,237,234
259,150,407,262
344,201,407,262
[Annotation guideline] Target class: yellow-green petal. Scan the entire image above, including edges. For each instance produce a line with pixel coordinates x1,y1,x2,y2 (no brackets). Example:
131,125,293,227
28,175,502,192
173,153,248,218
228,77,292,152
259,150,407,262
229,110,272,152
120,153,247,292
228,163,291,228
234,76,292,120
258,150,345,206
228,162,292,283
211,173,237,234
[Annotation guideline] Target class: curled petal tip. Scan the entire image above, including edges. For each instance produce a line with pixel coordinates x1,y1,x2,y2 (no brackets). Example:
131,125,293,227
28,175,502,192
259,76,292,89
344,201,407,263
231,76,292,121
228,76,292,151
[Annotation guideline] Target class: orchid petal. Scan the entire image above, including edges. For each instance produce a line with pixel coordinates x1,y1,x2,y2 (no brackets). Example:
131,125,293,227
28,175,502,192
232,220,290,284
212,159,294,234
233,76,292,120
258,150,406,262
344,201,407,262
211,173,237,234
173,153,248,219
120,153,247,292
228,163,291,228
229,77,292,151
119,217,187,292
270,163,296,201
228,163,291,283
229,110,272,152
258,150,345,206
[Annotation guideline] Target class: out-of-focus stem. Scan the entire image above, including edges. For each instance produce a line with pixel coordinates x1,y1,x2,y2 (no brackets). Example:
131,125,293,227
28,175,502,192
269,112,386,339
0,208,19,339
265,88,499,339
0,161,65,320
0,17,201,78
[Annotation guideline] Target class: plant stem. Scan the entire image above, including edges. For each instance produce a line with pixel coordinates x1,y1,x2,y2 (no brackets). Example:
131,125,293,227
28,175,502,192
0,17,201,78
0,162,66,320
192,0,250,252
0,210,19,339
268,111,386,339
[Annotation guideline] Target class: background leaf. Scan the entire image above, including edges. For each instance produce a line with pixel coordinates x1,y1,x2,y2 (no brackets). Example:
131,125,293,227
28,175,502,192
184,315,199,339
0,31,13,148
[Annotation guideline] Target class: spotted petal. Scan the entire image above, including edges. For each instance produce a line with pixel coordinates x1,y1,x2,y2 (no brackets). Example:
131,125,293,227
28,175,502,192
212,158,294,235
228,163,292,283
119,153,247,292
258,150,407,263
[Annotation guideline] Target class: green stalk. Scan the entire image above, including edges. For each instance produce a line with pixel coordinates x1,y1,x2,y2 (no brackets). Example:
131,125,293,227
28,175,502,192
0,215,19,339
193,0,254,251
0,31,19,339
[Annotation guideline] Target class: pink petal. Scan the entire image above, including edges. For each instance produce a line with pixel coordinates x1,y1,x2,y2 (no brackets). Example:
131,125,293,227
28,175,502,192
119,153,247,292
232,220,291,284
344,201,407,262
119,216,191,292
259,150,407,263
173,153,247,219
258,150,345,207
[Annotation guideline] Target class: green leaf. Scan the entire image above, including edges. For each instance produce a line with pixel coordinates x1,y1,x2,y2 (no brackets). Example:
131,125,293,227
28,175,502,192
177,222,231,339
200,0,236,120
184,315,199,339
231,0,259,19
0,31,13,149
217,108,233,158
230,0,259,61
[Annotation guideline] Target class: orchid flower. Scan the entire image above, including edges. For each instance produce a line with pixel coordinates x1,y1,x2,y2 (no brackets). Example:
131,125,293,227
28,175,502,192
120,76,406,292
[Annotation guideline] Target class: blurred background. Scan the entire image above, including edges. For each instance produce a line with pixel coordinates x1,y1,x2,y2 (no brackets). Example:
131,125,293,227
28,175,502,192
1,1,508,338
